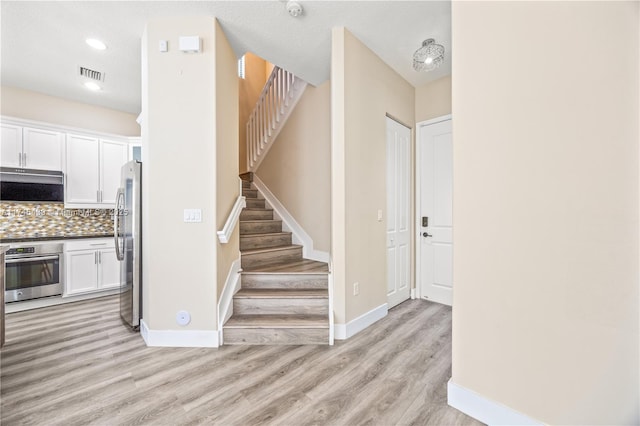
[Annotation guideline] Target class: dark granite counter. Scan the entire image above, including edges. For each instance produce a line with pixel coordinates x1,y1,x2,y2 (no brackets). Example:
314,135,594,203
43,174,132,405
0,234,113,244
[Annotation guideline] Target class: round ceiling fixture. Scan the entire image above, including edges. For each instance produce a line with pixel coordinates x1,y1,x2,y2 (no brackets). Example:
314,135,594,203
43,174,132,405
412,39,444,72
86,38,107,50
84,81,101,91
287,1,303,18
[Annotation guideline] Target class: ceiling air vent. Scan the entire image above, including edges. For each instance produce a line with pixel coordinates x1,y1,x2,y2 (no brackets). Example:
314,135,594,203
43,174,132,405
78,66,105,82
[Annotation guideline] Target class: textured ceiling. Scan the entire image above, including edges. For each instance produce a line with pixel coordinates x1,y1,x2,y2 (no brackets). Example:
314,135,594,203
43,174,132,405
1,1,451,114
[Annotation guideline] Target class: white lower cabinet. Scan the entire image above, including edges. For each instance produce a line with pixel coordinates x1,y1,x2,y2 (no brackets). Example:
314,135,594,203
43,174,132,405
98,248,120,290
65,239,120,296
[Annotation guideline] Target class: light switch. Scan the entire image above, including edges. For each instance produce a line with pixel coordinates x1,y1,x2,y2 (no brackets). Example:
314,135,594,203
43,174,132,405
377,210,383,222
159,40,168,52
183,209,202,223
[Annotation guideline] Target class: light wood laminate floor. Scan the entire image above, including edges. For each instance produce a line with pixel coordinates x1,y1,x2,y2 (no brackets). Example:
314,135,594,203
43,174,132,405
1,296,483,426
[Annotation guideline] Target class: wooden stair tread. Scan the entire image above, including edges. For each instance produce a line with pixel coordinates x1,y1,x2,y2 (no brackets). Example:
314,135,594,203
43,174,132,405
235,289,327,299
240,220,281,224
241,244,302,255
240,232,291,238
242,258,329,273
242,208,273,212
225,315,329,329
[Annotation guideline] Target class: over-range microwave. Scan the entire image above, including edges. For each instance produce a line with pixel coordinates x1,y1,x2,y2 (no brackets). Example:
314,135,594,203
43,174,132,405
0,167,64,202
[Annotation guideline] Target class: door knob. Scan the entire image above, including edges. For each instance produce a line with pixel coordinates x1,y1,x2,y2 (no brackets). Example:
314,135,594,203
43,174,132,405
423,232,432,237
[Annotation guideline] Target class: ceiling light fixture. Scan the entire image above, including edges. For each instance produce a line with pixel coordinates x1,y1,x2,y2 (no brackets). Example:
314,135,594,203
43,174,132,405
412,39,444,72
84,81,101,91
86,38,107,50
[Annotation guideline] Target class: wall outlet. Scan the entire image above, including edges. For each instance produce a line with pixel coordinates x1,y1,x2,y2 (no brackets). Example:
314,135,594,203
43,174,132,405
353,282,359,296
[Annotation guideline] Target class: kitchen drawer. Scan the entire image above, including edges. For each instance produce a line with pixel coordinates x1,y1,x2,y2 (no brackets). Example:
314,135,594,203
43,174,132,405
65,238,114,252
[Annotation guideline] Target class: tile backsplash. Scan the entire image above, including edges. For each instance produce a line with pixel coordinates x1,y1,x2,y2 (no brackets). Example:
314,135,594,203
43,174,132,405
0,202,114,239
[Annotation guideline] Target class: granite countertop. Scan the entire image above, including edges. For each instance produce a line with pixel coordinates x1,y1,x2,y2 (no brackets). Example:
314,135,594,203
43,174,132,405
0,233,113,244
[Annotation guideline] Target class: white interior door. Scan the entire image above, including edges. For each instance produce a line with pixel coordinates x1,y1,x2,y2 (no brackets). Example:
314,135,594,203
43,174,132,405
386,117,411,308
418,118,453,306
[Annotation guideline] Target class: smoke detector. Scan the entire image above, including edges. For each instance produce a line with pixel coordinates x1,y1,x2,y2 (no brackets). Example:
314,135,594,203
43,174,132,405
287,1,303,17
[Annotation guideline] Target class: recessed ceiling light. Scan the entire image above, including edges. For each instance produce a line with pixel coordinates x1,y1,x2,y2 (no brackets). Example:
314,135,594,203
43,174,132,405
84,81,101,91
86,38,107,50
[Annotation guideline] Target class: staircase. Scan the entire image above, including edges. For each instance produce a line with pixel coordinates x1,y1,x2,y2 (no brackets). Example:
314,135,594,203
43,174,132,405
223,177,330,345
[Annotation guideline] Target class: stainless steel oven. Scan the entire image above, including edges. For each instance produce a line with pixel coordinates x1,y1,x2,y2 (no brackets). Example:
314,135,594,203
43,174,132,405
5,242,63,302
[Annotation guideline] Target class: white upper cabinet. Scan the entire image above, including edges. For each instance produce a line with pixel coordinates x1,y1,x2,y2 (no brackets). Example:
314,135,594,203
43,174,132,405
1,124,22,168
22,128,65,170
0,124,64,170
100,139,128,204
66,134,100,204
65,135,128,207
1,117,135,207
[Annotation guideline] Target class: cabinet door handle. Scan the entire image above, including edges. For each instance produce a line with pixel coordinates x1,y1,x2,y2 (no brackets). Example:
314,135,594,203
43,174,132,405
97,190,100,203
98,251,101,263
18,152,22,167
94,252,98,264
23,152,27,167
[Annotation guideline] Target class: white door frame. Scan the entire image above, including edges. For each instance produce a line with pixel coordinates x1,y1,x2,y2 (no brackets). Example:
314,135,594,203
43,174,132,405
386,115,412,308
415,114,452,300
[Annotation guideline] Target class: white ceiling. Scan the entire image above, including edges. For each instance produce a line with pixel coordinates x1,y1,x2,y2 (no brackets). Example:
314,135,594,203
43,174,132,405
1,1,451,114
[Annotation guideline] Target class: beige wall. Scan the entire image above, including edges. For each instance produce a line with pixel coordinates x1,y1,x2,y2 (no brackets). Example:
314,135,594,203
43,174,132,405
452,2,639,424
239,53,267,173
1,86,140,136
332,28,415,324
265,61,275,81
216,21,240,299
415,75,451,123
142,17,223,332
256,81,331,252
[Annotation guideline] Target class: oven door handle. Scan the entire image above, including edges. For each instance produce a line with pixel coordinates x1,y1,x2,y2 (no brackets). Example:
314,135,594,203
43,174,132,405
6,255,60,263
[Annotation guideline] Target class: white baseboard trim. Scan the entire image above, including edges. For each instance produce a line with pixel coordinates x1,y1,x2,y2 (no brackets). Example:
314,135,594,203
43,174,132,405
447,380,542,426
252,174,329,263
140,319,220,348
334,303,388,340
218,258,242,345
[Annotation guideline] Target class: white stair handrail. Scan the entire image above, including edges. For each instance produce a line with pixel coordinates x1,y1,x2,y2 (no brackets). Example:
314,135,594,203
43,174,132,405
246,66,307,172
217,179,246,243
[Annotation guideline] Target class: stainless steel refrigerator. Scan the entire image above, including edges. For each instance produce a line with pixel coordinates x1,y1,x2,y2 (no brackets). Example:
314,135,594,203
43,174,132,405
114,160,141,329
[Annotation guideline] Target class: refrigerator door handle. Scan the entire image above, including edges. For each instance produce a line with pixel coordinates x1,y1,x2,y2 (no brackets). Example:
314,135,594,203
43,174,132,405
114,188,125,261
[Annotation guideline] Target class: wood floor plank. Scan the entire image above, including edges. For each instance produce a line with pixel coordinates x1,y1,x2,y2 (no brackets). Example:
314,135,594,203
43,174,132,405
1,296,483,426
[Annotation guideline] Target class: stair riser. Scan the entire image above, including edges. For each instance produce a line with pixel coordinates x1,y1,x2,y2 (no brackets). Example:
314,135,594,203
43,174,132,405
241,246,302,269
240,221,282,234
240,210,273,221
240,234,292,251
223,328,329,345
242,181,252,189
243,189,258,199
241,274,328,290
233,298,328,316
245,199,265,209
